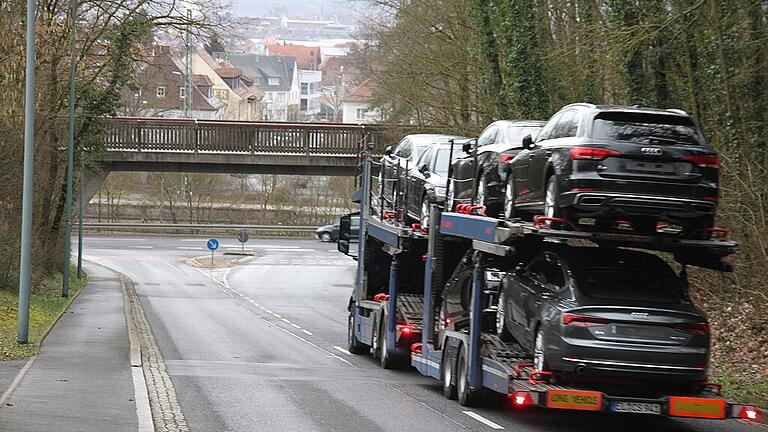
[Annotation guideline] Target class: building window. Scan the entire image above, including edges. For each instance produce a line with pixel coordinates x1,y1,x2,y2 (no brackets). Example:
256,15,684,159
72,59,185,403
301,83,308,95
156,86,166,98
179,87,186,99
300,99,308,111
268,77,280,86
133,89,142,98
277,93,285,103
356,107,368,120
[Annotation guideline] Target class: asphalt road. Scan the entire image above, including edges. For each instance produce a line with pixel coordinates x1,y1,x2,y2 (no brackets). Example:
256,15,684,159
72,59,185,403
83,234,753,432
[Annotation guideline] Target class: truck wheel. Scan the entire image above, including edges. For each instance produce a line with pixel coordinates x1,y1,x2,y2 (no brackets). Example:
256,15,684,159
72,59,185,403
441,350,457,400
379,317,398,369
347,312,368,354
457,344,481,406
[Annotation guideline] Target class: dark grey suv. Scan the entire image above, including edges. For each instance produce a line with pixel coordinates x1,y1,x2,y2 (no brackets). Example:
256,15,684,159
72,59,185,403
505,104,719,236
497,246,710,383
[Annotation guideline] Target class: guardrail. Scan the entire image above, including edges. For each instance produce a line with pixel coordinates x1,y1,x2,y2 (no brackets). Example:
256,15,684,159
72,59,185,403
83,222,319,238
101,118,431,156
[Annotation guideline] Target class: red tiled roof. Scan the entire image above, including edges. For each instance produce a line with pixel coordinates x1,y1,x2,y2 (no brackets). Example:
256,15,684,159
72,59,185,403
266,44,321,70
216,67,242,79
193,74,214,87
342,78,375,103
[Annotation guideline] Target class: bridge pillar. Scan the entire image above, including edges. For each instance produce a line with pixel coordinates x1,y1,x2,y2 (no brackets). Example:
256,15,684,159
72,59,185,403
76,162,110,217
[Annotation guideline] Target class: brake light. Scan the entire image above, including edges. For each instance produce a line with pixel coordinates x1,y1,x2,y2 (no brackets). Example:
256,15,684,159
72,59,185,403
398,325,414,337
562,313,609,327
737,406,760,421
673,322,710,335
511,391,534,407
682,155,720,169
570,146,621,161
499,153,516,163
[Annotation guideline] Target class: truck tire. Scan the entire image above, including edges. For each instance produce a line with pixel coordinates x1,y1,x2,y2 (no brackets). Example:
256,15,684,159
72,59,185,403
347,311,368,354
379,316,399,369
457,344,482,406
441,350,457,400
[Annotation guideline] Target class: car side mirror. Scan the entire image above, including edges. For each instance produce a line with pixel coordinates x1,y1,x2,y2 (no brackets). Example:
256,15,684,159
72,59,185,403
338,239,350,254
383,145,393,156
522,135,534,150
418,163,430,176
512,264,525,275
462,142,473,154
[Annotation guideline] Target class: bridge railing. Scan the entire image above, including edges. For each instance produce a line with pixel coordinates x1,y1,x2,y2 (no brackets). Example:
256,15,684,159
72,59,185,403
102,118,422,156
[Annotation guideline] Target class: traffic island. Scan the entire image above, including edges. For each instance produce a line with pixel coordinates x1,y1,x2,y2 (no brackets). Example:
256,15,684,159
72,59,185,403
184,253,258,269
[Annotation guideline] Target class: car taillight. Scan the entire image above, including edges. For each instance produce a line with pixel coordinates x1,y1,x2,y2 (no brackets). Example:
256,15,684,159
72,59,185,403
682,155,720,169
562,313,610,327
398,325,414,337
570,146,621,161
673,322,710,335
511,391,534,407
499,153,516,163
737,406,760,421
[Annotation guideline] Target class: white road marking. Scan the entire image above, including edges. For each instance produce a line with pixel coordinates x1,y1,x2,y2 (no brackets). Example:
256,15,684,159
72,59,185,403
333,346,353,356
177,246,203,250
130,246,154,249
462,411,504,430
272,313,282,318
291,323,301,329
281,318,291,324
259,306,266,310
263,248,315,252
85,237,148,241
301,329,313,336
273,326,354,366
264,309,273,314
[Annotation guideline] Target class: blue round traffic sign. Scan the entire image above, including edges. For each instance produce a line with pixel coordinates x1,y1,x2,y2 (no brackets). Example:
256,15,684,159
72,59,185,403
207,239,219,251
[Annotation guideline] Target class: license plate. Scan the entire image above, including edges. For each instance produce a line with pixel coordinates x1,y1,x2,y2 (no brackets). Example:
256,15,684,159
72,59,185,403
547,390,603,411
626,161,674,173
613,325,659,339
612,401,661,415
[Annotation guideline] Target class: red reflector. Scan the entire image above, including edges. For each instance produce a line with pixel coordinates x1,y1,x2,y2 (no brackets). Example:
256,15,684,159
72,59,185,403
673,322,710,335
703,196,718,202
499,153,516,163
570,188,595,192
738,406,760,421
398,325,413,336
562,313,609,327
512,391,534,407
570,146,621,161
682,155,720,169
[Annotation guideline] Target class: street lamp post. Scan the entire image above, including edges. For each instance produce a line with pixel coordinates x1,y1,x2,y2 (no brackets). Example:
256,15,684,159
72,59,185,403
62,0,78,298
17,0,37,344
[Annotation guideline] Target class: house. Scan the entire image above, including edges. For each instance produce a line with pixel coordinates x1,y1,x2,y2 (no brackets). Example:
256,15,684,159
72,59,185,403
341,79,382,124
121,46,225,119
228,54,300,121
266,43,322,70
191,49,263,121
299,69,322,119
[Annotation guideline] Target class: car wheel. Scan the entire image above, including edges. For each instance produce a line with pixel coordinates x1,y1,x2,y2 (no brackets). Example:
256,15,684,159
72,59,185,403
441,350,457,400
457,344,481,406
420,195,431,228
347,311,369,354
320,232,332,242
543,176,569,227
533,326,549,372
496,293,513,341
503,177,517,220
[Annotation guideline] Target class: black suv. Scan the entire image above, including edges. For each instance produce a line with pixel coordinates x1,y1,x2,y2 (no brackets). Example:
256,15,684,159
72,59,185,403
504,104,719,236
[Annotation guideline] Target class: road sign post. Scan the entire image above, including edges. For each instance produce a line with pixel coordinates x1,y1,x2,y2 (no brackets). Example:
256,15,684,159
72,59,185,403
237,230,249,253
62,0,78,298
207,238,219,265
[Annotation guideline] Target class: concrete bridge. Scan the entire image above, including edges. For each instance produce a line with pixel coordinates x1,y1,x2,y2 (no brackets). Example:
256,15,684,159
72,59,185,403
83,117,423,206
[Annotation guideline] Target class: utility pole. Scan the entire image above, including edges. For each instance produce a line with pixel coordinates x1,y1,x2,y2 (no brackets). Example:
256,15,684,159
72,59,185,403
17,0,37,344
77,157,84,278
184,9,193,118
62,0,78,298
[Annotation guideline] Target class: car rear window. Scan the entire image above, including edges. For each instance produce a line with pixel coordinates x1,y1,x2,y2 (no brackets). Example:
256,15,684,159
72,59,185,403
574,269,682,303
592,113,702,146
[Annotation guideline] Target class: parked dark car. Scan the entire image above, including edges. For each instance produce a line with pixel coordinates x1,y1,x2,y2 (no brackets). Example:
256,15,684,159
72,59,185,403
496,246,709,383
504,104,719,236
379,134,467,210
316,216,359,242
447,120,545,216
403,143,469,226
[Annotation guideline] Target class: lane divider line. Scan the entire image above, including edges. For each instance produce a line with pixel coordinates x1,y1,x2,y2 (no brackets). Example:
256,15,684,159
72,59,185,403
273,326,354,367
462,411,504,430
333,346,353,356
291,323,301,329
302,329,314,336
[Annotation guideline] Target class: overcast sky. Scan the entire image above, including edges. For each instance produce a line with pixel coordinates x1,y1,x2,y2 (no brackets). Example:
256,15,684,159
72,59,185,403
228,0,363,22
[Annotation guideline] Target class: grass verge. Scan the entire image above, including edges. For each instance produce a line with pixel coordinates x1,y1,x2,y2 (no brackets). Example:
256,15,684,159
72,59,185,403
0,269,87,360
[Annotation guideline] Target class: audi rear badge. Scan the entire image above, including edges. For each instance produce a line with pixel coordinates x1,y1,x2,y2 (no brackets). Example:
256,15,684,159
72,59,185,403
641,147,663,156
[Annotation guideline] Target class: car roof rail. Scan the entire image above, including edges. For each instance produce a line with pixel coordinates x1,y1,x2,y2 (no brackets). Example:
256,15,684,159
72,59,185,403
666,108,689,116
562,102,596,110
